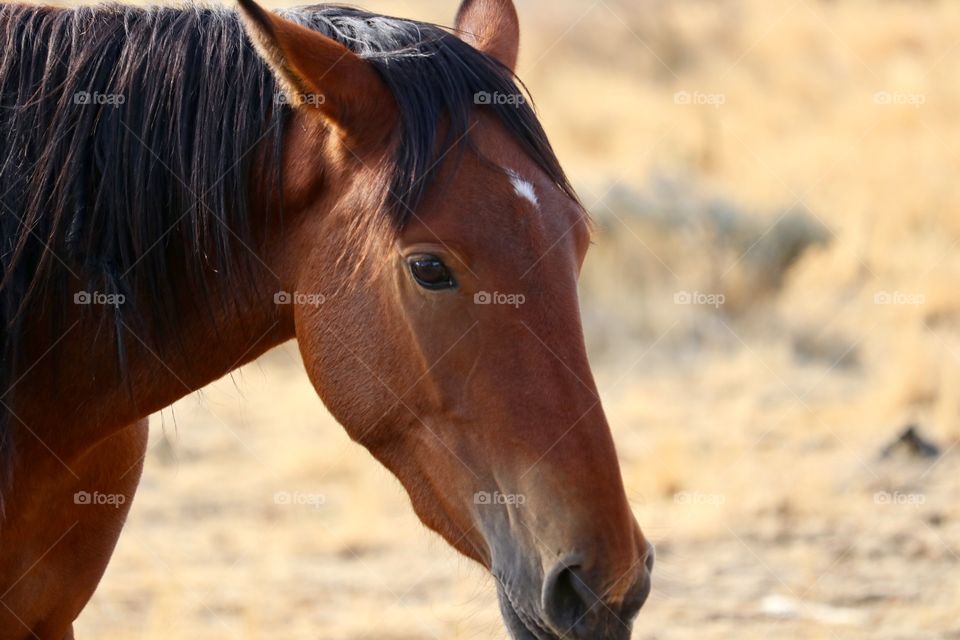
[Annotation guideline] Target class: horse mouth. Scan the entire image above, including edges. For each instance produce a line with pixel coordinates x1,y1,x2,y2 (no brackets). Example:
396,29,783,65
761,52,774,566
498,589,561,640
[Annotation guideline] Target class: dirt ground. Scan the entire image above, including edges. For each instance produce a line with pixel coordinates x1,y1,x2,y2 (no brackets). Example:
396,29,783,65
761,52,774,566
72,0,960,638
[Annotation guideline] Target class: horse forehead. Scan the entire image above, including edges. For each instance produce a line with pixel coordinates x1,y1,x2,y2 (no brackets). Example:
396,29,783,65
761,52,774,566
496,166,585,251
506,169,540,209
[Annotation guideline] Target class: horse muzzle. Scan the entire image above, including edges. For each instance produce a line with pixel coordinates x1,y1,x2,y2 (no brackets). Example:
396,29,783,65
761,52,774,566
496,542,655,640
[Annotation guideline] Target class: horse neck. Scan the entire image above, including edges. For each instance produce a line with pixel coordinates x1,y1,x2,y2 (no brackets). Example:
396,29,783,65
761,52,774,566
11,188,298,462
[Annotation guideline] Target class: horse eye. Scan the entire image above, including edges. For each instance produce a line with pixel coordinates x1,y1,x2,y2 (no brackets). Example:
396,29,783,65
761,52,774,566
408,255,456,290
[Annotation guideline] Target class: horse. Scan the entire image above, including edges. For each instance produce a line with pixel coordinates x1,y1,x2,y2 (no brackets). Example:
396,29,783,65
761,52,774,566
0,1,654,638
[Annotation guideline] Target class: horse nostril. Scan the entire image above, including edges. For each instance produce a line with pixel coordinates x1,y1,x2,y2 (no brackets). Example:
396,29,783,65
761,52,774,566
645,542,656,572
541,551,652,638
541,561,595,634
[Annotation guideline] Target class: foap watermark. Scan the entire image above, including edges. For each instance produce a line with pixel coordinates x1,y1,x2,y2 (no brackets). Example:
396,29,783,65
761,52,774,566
674,290,725,309
474,491,526,506
474,91,526,107
275,91,326,108
474,291,525,308
74,490,127,509
873,91,925,108
874,291,925,306
274,291,326,308
274,491,326,509
74,291,126,308
674,90,726,108
874,491,925,507
674,491,726,508
74,91,126,107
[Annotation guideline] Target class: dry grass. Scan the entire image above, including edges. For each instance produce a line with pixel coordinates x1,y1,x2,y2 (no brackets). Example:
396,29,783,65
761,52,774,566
73,0,960,638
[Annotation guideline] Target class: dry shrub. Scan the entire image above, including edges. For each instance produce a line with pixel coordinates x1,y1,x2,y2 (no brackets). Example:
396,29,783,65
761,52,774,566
580,173,829,359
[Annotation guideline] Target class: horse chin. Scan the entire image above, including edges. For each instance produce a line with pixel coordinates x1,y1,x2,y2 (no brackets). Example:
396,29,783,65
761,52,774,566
497,588,558,640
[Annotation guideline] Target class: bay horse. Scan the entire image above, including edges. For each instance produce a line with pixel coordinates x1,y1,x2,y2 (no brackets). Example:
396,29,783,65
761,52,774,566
0,1,653,638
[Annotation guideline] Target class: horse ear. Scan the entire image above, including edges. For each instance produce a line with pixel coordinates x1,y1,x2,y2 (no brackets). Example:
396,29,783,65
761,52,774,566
237,0,394,144
454,0,520,72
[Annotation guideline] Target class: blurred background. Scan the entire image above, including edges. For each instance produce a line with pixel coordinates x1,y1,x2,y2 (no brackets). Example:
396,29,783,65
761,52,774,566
72,0,960,638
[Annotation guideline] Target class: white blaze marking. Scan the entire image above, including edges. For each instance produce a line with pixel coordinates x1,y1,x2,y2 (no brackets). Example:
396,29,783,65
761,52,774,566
507,170,539,208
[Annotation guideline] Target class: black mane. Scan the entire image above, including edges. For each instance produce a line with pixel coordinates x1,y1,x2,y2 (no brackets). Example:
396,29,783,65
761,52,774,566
0,3,573,482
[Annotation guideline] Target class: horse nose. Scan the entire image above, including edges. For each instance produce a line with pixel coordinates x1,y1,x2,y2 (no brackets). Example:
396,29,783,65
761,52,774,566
541,545,653,639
